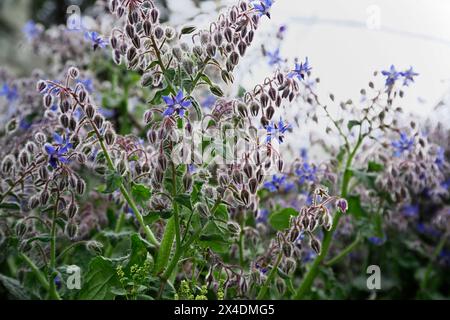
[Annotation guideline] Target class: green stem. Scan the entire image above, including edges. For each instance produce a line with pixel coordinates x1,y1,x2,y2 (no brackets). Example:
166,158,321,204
20,253,49,291
420,232,448,291
286,278,296,296
48,198,61,300
257,251,283,300
294,136,363,299
120,184,159,247
105,211,126,257
324,234,361,267
96,132,159,247
56,241,88,262
238,228,245,267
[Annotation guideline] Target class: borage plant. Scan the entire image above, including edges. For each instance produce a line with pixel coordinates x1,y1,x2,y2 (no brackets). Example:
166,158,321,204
0,0,448,301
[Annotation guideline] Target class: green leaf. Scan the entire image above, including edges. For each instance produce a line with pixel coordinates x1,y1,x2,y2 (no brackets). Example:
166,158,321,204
0,202,20,210
347,120,361,131
200,74,213,86
199,233,229,253
145,60,159,71
180,25,196,35
214,203,229,221
131,183,151,205
268,208,298,231
153,217,175,275
368,161,384,173
126,233,151,273
0,274,30,300
149,86,172,105
102,172,123,194
347,195,365,219
78,256,120,300
209,84,224,97
190,98,203,120
174,194,192,211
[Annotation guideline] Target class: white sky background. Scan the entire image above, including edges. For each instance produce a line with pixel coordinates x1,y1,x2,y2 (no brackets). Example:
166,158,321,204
169,0,450,126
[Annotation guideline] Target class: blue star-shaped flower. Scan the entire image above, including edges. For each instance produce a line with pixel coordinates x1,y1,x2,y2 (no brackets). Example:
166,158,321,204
44,132,73,168
391,132,414,157
401,204,419,217
381,65,400,86
76,78,94,93
23,20,41,41
0,84,19,103
295,163,317,184
287,57,312,81
252,0,274,18
435,147,445,169
162,89,191,117
265,118,291,144
400,67,419,86
266,48,283,66
256,209,269,224
84,31,108,50
263,174,294,192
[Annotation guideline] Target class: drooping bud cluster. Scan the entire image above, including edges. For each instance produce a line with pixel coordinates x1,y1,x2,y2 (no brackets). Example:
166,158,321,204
109,0,265,87
253,187,345,284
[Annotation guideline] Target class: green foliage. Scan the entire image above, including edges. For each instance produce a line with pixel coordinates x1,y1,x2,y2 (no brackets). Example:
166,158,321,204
268,208,298,230
131,183,151,205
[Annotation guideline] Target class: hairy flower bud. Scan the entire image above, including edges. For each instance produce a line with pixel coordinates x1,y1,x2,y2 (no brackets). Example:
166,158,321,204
266,106,275,120
44,94,53,108
19,150,29,168
94,114,104,129
150,8,160,23
65,220,79,239
68,67,79,79
37,80,47,93
243,161,253,178
154,26,164,39
67,202,78,219
15,221,28,238
240,188,250,205
237,103,248,118
195,202,209,218
250,101,259,117
1,155,14,174
40,190,50,205
76,179,86,195
29,196,40,210
104,129,116,145
183,171,193,192
310,235,322,255
249,178,258,194
227,221,241,235
85,104,95,119
238,41,247,56
86,240,103,255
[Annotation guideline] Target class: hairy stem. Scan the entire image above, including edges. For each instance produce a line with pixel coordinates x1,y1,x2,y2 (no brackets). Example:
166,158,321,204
96,130,159,247
325,234,362,267
420,231,449,292
294,136,363,299
257,251,283,300
20,253,49,291
48,197,61,300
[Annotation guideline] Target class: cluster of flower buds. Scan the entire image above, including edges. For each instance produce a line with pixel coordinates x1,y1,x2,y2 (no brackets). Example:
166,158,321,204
375,128,448,204
203,248,248,297
253,187,347,280
109,0,264,86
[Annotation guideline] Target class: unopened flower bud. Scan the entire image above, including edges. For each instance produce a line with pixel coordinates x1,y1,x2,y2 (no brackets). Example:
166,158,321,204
65,220,79,239
104,129,115,145
227,221,241,235
86,240,103,255
68,67,79,79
